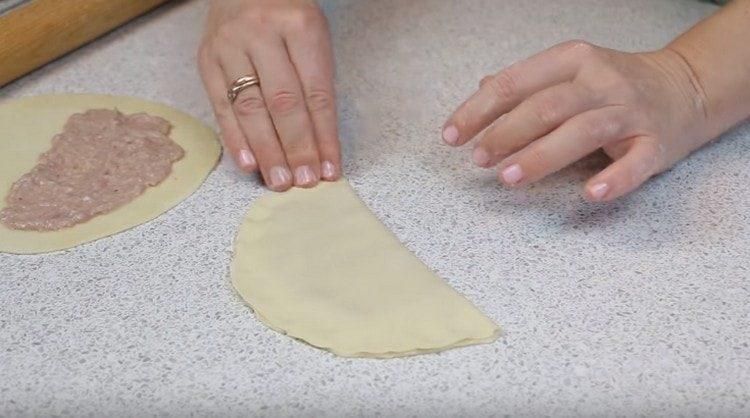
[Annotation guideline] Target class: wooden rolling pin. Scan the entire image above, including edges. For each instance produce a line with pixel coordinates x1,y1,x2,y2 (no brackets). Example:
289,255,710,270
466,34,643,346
0,0,171,87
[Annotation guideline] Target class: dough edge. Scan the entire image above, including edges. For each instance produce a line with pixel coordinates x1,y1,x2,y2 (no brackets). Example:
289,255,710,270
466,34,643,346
250,306,499,358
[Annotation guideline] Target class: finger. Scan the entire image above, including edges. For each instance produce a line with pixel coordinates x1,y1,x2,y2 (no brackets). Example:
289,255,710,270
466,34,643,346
443,40,596,147
473,81,597,168
497,106,630,186
285,15,341,181
248,35,321,188
585,137,663,202
479,75,493,88
198,46,258,173
217,47,293,191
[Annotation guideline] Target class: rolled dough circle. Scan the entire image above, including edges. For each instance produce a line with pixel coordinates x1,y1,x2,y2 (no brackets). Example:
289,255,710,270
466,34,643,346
0,94,221,254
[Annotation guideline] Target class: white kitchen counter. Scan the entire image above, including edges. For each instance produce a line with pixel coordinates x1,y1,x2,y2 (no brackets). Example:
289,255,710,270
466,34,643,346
2,0,749,415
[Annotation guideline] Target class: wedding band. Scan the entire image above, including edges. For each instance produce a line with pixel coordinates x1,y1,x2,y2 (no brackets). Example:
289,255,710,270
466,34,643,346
227,75,260,103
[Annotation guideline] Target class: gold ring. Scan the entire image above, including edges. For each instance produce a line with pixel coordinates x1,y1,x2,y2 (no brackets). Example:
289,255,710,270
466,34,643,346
227,75,260,103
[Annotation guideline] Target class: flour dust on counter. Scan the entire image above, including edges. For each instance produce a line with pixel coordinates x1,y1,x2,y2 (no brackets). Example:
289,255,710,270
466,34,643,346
0,94,221,254
231,180,500,358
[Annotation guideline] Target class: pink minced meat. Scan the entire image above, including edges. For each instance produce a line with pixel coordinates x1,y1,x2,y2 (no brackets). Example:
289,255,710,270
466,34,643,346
0,109,184,231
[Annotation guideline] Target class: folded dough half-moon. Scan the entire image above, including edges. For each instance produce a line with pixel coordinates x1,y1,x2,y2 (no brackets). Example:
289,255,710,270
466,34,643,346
231,180,500,358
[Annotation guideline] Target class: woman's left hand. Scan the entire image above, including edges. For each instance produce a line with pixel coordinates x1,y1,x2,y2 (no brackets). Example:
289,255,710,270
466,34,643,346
442,40,712,201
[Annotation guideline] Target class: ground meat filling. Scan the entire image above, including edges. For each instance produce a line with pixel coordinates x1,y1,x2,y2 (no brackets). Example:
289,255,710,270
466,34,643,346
0,109,184,231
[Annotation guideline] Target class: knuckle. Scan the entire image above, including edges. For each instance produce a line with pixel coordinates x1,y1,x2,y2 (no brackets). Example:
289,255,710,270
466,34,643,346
250,144,278,164
268,91,301,116
317,133,340,148
556,39,579,50
215,25,237,44
304,88,334,113
487,69,520,101
489,142,514,158
579,121,603,140
238,8,267,27
286,7,323,31
602,118,623,138
532,93,563,126
319,143,340,160
565,40,597,58
233,92,267,117
527,146,546,165
479,133,502,156
283,137,315,157
580,117,621,143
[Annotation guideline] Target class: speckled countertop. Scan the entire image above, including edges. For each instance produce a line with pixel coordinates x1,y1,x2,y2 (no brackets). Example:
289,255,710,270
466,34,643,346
2,0,749,416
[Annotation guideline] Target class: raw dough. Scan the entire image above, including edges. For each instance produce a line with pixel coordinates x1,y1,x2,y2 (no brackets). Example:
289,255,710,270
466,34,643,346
0,94,221,254
231,180,500,358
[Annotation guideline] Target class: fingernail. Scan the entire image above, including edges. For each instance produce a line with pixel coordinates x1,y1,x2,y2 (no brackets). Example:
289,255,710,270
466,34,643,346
442,125,459,145
269,166,291,189
238,149,255,169
294,165,316,186
472,147,491,167
589,182,609,200
501,164,523,184
321,161,337,180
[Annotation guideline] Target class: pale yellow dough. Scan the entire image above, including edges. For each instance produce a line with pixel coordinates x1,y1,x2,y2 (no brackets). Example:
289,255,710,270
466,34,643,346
231,180,500,358
0,94,221,254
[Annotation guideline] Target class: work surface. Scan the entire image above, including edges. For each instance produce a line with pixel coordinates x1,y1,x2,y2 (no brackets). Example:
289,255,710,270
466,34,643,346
2,0,749,415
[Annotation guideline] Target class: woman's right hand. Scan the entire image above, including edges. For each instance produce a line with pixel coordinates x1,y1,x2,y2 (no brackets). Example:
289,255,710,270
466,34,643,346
198,0,340,191
442,41,714,202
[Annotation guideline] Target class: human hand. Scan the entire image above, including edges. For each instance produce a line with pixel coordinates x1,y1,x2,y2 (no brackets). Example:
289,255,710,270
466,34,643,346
443,40,712,201
198,0,340,191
